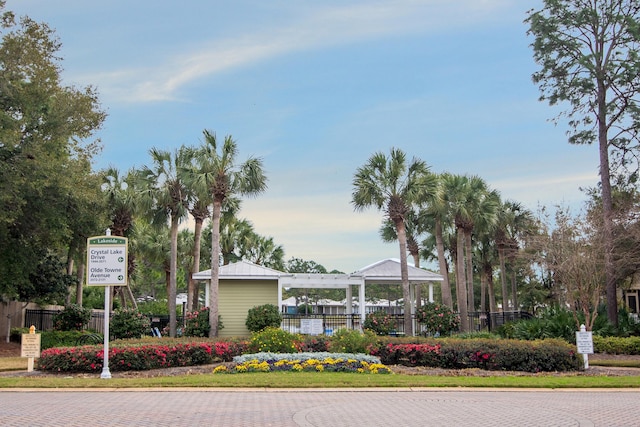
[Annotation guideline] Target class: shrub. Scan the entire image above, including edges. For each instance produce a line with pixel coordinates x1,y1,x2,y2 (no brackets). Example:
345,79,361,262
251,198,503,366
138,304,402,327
298,335,331,352
245,304,282,332
183,307,211,337
415,303,460,336
249,327,300,353
37,340,247,372
363,311,397,336
53,304,92,331
373,338,582,372
110,308,151,339
593,335,640,354
328,329,377,354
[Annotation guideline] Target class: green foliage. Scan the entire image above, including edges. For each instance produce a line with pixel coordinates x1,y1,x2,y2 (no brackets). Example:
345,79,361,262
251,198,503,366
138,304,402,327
249,327,299,353
53,304,91,331
136,299,169,315
328,329,377,354
11,328,94,350
0,4,106,300
371,338,582,372
593,336,640,355
415,302,460,336
298,335,331,352
363,311,398,336
110,308,151,340
183,307,211,337
245,304,282,333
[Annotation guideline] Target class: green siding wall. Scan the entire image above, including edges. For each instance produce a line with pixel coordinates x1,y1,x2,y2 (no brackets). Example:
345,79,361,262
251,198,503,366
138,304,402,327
218,279,278,337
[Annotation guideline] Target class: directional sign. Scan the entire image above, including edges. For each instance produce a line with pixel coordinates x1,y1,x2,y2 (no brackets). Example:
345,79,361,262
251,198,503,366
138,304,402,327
86,235,128,286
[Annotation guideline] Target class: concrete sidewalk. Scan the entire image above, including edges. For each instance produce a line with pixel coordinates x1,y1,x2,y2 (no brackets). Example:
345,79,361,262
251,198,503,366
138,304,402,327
2,388,640,426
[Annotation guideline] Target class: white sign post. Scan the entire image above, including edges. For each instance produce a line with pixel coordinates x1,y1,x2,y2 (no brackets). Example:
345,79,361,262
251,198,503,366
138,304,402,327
21,325,41,372
576,324,594,369
87,230,128,379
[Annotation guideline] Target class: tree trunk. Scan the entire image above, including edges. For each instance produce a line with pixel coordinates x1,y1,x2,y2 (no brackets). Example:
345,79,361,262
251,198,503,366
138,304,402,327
597,78,617,326
412,251,422,307
189,217,204,311
209,199,222,337
76,261,85,306
465,231,474,314
435,219,453,308
395,219,413,336
484,263,497,313
455,228,469,332
511,268,518,310
498,247,509,311
169,215,179,337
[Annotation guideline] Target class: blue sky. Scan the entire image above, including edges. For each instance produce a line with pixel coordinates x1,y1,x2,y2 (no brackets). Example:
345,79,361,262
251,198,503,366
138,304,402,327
9,0,599,273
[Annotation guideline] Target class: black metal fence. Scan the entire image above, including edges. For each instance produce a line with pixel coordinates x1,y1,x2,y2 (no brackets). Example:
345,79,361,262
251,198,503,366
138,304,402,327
23,308,532,337
24,309,106,333
23,309,184,336
282,311,533,336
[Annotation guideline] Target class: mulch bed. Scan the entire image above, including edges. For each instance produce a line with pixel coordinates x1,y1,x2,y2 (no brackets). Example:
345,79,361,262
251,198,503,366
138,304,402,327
2,340,640,378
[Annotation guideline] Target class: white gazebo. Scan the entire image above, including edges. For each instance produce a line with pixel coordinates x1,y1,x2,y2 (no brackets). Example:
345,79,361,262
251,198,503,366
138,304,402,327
194,258,444,328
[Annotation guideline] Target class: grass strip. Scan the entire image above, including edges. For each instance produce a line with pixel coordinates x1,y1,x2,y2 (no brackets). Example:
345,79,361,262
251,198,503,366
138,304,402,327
1,371,639,389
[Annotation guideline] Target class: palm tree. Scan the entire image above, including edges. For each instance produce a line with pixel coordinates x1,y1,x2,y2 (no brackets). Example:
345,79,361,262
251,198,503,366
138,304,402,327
101,166,141,309
139,146,194,337
352,148,437,336
190,130,267,337
441,173,470,331
246,235,285,271
379,209,429,305
495,200,535,311
421,173,452,308
464,183,500,313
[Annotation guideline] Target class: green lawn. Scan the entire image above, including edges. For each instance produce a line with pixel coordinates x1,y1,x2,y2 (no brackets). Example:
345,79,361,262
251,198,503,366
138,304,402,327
1,370,640,389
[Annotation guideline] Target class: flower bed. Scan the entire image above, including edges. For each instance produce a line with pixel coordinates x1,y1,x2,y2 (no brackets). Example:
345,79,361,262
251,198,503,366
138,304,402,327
37,340,246,373
371,338,582,372
215,353,391,374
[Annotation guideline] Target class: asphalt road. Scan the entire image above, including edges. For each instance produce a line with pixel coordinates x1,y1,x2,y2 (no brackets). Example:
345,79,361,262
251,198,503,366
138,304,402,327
2,388,640,426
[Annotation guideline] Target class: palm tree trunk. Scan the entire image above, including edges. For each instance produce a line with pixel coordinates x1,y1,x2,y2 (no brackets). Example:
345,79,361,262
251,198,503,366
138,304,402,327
411,251,422,307
189,218,204,311
395,219,413,336
480,268,487,313
169,215,179,337
485,263,497,313
435,219,453,308
511,269,518,310
465,231,474,314
455,228,469,332
209,199,222,337
498,247,509,311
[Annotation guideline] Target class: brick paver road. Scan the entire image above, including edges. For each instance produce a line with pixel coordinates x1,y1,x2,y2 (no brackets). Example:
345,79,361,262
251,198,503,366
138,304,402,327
1,388,640,426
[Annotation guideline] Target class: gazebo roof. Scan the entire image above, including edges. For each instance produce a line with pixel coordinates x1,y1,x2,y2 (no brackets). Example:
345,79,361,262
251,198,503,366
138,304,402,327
192,258,443,287
192,260,286,281
355,258,444,284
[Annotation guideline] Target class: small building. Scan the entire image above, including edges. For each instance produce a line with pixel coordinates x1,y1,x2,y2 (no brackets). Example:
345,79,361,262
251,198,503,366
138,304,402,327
193,261,283,337
193,258,444,337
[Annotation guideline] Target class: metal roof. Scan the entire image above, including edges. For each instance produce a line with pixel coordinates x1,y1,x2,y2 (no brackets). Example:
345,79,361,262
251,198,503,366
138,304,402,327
354,258,444,283
192,258,443,286
192,260,287,281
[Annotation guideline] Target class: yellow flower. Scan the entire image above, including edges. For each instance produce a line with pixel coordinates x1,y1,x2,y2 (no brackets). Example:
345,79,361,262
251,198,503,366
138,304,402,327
235,365,248,372
315,364,324,372
292,363,303,371
213,365,228,374
357,368,365,373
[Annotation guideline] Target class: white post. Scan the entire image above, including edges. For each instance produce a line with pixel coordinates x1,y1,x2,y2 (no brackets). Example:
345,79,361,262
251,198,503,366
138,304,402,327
346,285,353,329
580,324,589,369
101,285,111,379
359,281,366,329
428,282,434,303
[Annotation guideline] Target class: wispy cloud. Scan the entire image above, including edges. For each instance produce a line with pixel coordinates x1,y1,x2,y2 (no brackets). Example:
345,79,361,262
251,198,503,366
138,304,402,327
85,0,513,103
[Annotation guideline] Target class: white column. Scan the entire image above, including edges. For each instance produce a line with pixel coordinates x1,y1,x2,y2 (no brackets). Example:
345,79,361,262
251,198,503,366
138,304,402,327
428,282,434,303
359,281,366,328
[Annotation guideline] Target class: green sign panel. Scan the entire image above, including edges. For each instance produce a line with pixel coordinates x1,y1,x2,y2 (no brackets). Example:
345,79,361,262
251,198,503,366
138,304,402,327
86,235,128,286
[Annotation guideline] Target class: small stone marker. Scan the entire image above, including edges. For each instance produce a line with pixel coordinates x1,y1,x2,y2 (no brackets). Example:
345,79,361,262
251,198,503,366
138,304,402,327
21,325,41,372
